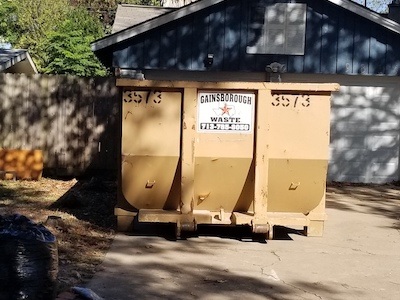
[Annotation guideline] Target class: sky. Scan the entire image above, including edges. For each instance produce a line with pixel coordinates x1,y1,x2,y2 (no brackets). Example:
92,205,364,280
351,0,393,13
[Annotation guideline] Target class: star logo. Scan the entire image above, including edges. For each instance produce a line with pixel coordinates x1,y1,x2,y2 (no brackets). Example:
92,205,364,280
213,103,236,116
220,103,232,115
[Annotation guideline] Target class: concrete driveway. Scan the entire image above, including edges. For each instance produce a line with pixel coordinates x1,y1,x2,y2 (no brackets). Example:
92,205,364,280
86,185,400,300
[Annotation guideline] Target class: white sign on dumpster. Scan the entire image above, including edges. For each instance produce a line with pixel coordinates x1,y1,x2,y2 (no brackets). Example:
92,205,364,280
197,91,255,134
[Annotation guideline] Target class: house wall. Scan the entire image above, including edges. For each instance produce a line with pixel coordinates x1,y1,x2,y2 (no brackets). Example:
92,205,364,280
106,0,400,183
112,0,400,76
0,74,119,176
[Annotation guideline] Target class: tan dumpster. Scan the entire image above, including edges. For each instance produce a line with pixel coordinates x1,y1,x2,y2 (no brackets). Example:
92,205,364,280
115,80,339,239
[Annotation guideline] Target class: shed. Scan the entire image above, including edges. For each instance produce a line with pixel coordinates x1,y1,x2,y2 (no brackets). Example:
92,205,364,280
92,0,400,183
0,48,38,74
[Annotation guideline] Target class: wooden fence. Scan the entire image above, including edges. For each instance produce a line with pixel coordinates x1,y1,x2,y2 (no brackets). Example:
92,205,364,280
0,73,119,176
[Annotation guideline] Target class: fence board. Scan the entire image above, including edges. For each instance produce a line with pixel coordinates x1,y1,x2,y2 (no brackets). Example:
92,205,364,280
0,74,119,176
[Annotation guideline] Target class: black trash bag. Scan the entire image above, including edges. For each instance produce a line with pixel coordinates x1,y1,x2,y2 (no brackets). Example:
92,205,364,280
0,214,58,300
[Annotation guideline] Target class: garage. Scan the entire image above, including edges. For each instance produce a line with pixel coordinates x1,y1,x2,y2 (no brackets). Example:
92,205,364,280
92,0,400,183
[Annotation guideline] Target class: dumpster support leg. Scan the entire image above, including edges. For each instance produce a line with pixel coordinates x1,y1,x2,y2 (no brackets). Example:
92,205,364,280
304,220,324,237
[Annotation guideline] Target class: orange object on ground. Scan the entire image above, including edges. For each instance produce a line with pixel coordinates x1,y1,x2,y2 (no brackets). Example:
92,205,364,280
0,149,43,180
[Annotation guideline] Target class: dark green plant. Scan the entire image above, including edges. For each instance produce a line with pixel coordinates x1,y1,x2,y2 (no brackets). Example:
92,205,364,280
43,7,107,76
0,0,20,45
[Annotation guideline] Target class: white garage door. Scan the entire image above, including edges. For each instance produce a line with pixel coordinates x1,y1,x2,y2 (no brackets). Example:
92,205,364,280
284,74,400,183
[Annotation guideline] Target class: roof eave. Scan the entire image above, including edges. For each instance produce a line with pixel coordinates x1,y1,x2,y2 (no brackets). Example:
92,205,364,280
0,51,26,71
328,0,400,34
0,50,38,74
91,0,225,52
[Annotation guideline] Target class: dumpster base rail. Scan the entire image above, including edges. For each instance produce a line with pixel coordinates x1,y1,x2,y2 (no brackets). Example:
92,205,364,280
116,207,326,239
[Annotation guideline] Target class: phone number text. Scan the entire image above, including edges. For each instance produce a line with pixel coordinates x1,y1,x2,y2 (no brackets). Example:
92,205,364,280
200,123,250,131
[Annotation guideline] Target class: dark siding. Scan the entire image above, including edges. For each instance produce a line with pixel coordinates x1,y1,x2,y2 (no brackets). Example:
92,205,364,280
208,7,225,70
353,14,371,75
114,41,144,69
143,31,161,69
303,0,323,73
336,8,355,74
239,0,255,71
246,0,264,71
369,24,387,74
160,25,177,69
111,0,400,76
223,0,241,71
386,31,400,75
176,20,192,69
191,10,210,70
320,1,339,73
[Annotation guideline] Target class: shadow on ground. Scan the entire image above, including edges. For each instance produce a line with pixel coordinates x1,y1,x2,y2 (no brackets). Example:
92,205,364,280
88,233,358,300
128,218,305,243
0,182,49,211
326,182,400,229
92,261,344,300
49,176,117,229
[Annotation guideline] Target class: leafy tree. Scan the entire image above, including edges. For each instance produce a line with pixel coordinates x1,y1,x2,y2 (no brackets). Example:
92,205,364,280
15,0,71,70
0,0,161,75
70,0,161,33
0,0,20,45
43,7,107,76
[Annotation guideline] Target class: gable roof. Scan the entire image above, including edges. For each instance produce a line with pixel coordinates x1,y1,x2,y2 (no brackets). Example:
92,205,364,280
112,4,175,34
91,0,400,53
0,49,38,74
92,0,224,52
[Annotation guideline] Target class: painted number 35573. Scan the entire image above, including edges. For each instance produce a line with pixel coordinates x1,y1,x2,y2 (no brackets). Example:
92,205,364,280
271,94,311,108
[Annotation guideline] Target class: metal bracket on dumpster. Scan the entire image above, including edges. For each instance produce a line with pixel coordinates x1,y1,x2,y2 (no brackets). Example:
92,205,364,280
176,220,197,238
252,223,273,239
138,209,214,238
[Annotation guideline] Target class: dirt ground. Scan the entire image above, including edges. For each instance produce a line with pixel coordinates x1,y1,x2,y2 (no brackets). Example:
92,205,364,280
0,177,117,294
0,177,399,298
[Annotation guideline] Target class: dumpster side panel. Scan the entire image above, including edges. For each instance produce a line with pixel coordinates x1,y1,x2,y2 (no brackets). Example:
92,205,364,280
121,90,181,156
267,159,327,213
194,157,252,212
266,92,331,159
264,91,331,215
122,156,180,209
193,90,256,214
121,90,182,210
